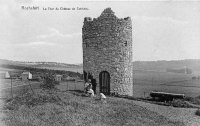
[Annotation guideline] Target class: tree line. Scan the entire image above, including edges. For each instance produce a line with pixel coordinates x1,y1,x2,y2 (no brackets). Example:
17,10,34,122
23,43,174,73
1,64,83,79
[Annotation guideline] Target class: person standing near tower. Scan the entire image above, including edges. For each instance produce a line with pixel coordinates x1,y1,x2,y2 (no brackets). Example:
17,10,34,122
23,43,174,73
91,78,97,94
84,79,94,96
84,79,91,92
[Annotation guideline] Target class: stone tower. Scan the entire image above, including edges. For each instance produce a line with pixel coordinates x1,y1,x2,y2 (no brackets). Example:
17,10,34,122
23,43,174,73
82,8,133,96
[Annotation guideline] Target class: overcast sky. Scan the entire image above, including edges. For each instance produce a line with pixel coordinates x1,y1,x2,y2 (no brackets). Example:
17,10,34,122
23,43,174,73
0,0,200,64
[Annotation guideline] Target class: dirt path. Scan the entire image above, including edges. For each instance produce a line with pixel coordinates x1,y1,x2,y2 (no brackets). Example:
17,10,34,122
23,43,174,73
132,100,200,126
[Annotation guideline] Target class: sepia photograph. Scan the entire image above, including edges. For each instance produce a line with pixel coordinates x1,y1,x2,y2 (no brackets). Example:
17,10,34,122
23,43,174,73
0,0,200,125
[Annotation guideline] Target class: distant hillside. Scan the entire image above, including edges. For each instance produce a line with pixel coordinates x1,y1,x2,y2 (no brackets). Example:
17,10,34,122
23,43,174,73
0,59,83,73
133,59,200,74
1,59,200,75
0,59,82,67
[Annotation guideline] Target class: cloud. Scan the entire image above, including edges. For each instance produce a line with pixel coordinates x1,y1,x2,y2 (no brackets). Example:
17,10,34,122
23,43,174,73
37,27,82,39
26,41,56,46
134,16,189,25
0,41,56,47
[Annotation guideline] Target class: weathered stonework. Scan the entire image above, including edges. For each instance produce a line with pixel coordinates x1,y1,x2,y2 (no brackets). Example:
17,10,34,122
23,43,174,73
82,8,133,96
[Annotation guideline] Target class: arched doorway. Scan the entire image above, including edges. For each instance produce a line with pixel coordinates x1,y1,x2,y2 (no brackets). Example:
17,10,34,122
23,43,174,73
99,71,110,95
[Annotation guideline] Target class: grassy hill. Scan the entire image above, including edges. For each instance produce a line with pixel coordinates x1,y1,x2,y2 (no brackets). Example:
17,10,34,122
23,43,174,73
1,59,200,97
0,59,83,73
133,59,200,74
1,59,200,74
1,59,200,125
2,89,185,126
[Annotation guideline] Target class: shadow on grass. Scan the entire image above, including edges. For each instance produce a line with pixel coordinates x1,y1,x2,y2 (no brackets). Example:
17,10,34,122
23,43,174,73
67,90,103,101
68,90,89,97
109,94,200,108
68,90,84,93
195,109,200,116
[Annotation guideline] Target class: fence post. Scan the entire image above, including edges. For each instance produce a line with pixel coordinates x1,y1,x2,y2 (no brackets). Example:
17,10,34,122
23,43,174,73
10,77,13,98
83,73,84,91
28,79,34,94
67,81,68,90
74,81,76,90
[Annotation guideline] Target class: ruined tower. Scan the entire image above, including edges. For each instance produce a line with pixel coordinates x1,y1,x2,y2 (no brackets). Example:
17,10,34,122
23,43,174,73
82,8,133,96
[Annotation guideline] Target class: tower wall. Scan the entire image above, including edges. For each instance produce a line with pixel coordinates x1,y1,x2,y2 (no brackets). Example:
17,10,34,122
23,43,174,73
82,8,133,96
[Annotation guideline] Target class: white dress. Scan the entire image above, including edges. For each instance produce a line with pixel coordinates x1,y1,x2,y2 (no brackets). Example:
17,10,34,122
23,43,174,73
88,89,94,96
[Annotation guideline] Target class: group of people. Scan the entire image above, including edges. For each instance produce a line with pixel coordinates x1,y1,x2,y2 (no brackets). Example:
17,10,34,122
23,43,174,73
84,79,96,96
84,79,107,101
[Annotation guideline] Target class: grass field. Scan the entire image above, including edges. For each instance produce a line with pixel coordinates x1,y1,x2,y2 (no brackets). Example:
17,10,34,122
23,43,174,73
0,79,41,99
1,67,200,98
34,66,83,73
133,70,200,97
0,78,85,99
58,81,85,91
133,69,193,83
0,68,200,126
133,82,200,98
0,79,34,88
2,89,186,126
1,61,200,125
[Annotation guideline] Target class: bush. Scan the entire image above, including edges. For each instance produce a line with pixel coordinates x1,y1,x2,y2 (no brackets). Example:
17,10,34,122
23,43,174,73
170,99,189,108
195,109,200,116
41,75,57,89
196,95,200,100
4,91,61,110
54,81,60,85
185,96,200,105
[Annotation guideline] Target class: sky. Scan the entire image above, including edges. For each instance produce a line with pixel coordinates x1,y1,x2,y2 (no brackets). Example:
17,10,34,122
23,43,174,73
0,0,200,64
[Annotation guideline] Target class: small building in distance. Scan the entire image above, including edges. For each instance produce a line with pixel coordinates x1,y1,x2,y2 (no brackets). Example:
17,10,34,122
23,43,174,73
54,75,62,82
21,71,32,81
5,71,10,79
62,75,75,81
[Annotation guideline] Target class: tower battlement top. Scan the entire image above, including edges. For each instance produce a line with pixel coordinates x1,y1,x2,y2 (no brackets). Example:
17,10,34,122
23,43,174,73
99,7,116,18
84,7,131,23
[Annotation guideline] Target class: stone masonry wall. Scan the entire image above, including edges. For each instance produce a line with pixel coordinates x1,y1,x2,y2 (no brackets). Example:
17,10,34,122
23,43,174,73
82,8,133,96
